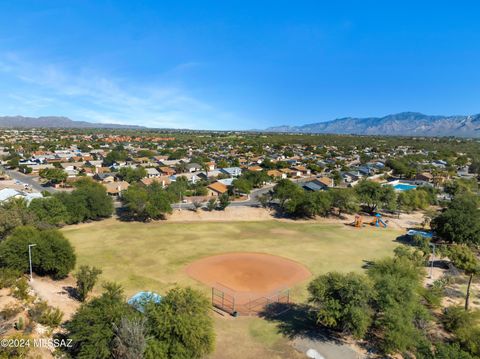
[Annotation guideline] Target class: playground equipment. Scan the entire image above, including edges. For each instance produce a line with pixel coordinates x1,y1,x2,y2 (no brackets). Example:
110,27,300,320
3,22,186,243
354,215,363,227
371,213,387,228
407,230,432,239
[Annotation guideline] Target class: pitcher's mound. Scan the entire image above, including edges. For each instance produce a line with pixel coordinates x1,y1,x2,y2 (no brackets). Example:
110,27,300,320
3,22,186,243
185,252,311,294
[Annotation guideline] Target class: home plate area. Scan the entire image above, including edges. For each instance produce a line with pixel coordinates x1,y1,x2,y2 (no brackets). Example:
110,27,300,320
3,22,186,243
185,252,311,316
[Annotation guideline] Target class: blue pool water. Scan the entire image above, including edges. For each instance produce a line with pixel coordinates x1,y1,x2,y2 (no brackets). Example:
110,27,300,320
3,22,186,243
392,183,417,191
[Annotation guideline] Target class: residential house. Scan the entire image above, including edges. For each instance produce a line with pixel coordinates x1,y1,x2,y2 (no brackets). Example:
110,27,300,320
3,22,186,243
104,181,130,196
267,169,287,180
291,165,311,176
141,176,171,188
415,172,433,183
146,168,161,178
186,163,202,173
159,166,176,176
220,167,242,177
207,181,229,197
94,173,115,183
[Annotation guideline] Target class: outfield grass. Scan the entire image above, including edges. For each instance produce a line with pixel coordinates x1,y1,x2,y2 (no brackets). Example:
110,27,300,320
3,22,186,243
62,219,402,358
62,219,401,297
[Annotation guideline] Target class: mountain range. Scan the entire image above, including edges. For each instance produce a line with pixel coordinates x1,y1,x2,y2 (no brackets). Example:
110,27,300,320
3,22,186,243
265,112,480,137
1,113,480,137
0,116,144,129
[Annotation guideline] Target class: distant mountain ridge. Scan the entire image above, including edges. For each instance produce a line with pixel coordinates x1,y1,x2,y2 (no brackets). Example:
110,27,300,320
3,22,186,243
0,116,145,129
265,112,480,137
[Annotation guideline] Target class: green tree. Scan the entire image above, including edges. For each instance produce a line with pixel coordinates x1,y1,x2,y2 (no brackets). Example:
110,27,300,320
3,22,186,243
232,178,252,195
166,176,188,202
444,179,478,198
355,180,397,213
65,283,137,359
367,251,427,354
218,193,230,210
397,189,430,213
272,179,303,208
0,226,76,279
258,193,270,209
55,191,89,224
308,272,374,338
39,168,67,185
331,188,359,217
103,148,129,166
146,182,173,219
0,198,38,238
447,246,480,311
28,197,69,226
145,287,215,359
122,183,172,220
75,265,102,302
431,196,480,245
118,166,147,183
72,178,114,220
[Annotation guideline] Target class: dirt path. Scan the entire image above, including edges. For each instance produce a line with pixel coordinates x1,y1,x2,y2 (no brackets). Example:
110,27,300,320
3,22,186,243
29,276,80,321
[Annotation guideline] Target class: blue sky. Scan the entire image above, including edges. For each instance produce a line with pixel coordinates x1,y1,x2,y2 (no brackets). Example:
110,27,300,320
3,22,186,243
0,1,479,130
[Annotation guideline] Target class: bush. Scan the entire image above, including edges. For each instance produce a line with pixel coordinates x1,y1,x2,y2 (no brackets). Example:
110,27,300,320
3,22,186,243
442,307,480,356
206,198,217,211
0,304,22,321
28,300,63,328
421,280,445,309
0,268,21,289
13,278,30,301
0,227,76,279
0,334,31,358
308,272,374,338
64,283,137,359
145,287,215,358
434,342,475,359
75,265,102,302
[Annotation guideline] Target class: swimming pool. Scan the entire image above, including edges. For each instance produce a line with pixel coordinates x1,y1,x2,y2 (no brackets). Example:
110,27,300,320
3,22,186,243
392,183,417,191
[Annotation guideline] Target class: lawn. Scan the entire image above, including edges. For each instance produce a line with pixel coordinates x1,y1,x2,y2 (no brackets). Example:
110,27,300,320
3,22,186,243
62,218,402,358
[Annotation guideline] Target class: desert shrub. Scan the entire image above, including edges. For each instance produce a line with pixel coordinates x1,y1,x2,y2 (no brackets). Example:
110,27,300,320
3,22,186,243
0,268,21,288
442,306,480,356
421,280,446,308
0,304,22,321
434,342,475,359
29,300,63,328
206,198,216,211
13,278,30,301
75,265,102,302
0,334,31,359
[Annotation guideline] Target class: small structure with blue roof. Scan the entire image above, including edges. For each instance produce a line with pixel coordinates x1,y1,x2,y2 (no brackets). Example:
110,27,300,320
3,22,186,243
127,291,162,313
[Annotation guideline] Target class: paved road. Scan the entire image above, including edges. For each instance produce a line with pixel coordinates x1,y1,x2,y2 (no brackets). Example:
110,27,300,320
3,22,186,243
5,169,57,193
172,184,276,210
172,177,315,210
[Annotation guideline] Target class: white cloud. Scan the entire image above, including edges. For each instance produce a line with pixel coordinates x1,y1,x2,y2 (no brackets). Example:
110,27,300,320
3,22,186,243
0,54,235,129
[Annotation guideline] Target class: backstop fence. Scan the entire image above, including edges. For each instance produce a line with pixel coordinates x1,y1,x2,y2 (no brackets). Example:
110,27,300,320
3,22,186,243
211,283,290,316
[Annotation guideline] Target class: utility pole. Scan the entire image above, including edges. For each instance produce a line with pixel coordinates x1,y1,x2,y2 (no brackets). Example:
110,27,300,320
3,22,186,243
429,243,436,279
28,244,37,281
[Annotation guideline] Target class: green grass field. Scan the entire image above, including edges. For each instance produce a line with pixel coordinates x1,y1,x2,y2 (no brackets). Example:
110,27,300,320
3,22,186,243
62,218,402,358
